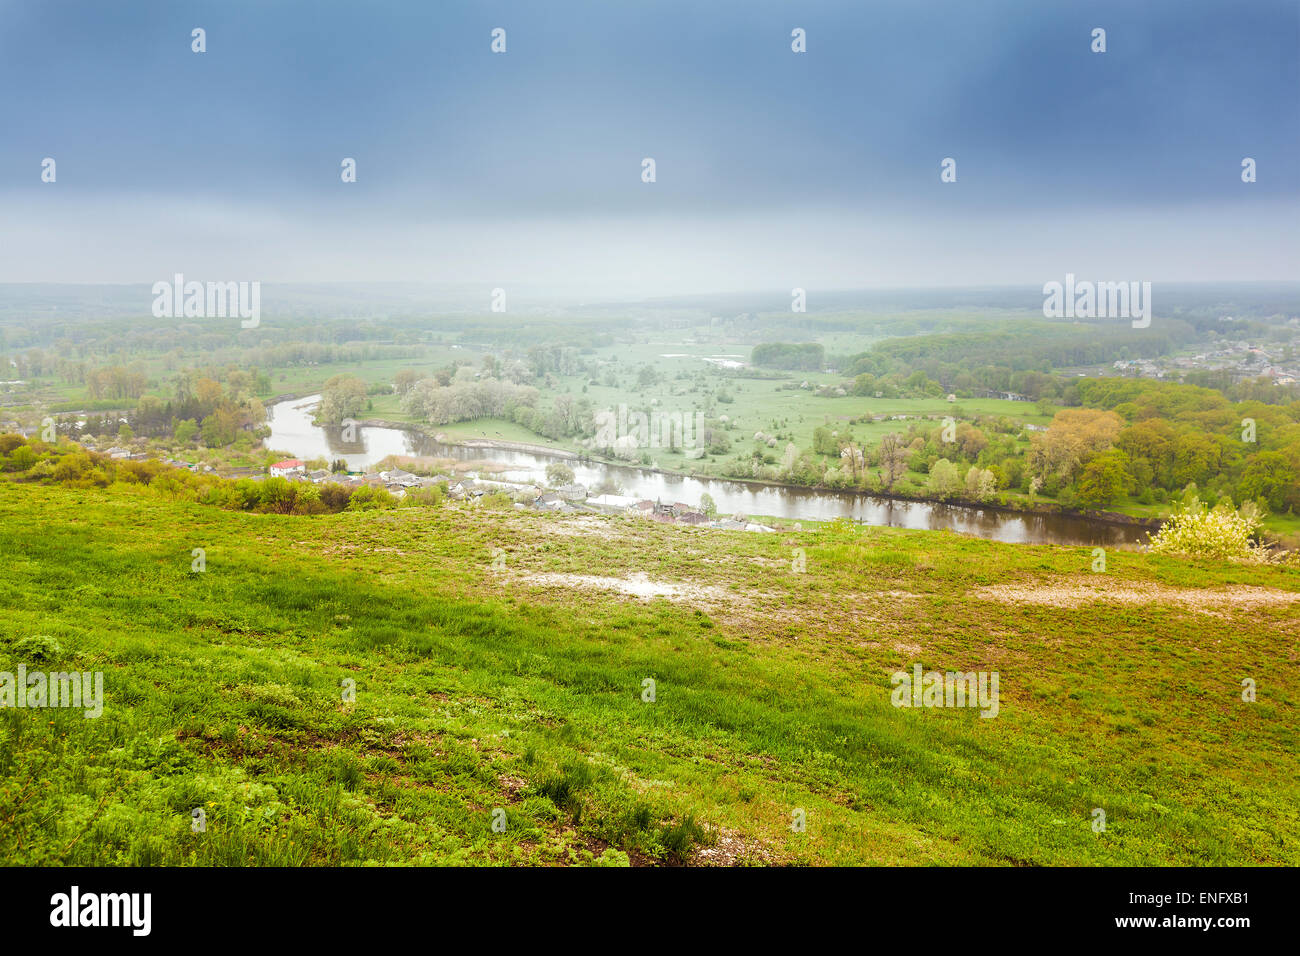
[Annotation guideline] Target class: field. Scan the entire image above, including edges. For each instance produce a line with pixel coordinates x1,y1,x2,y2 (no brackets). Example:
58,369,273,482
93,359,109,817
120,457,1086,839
2,479,1296,865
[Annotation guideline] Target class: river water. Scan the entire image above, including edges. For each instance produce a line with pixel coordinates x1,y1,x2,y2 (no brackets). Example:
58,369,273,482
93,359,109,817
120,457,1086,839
266,395,1150,547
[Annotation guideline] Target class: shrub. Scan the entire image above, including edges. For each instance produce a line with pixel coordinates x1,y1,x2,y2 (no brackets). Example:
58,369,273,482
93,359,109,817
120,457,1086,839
1148,498,1272,563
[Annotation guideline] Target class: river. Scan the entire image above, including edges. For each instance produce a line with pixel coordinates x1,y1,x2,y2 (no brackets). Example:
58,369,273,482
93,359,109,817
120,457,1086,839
266,395,1151,547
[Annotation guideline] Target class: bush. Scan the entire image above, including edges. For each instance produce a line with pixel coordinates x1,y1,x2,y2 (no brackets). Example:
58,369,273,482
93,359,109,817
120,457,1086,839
1148,499,1272,563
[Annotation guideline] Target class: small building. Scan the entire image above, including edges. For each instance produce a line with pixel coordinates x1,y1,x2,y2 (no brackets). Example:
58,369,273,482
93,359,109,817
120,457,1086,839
557,482,588,502
382,468,420,487
270,458,304,477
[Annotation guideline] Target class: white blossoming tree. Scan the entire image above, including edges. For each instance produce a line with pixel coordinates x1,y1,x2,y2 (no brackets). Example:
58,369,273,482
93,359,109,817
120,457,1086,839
1148,498,1271,563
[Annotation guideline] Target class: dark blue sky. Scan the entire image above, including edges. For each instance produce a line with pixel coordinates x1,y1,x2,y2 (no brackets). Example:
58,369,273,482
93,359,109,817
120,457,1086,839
1,0,1296,293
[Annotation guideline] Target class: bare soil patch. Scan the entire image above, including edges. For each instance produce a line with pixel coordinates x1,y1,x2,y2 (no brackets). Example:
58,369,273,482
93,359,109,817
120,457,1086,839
511,570,731,603
974,579,1300,616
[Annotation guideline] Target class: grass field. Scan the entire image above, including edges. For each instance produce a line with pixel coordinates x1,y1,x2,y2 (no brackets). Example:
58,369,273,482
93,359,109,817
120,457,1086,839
1,479,1296,865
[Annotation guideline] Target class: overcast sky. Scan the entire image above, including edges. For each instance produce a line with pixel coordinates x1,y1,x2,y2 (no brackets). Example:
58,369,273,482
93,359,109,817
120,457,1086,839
1,0,1296,297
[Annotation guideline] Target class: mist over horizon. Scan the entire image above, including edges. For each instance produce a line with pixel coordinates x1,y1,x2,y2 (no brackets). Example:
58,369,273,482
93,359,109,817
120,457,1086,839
2,0,1296,293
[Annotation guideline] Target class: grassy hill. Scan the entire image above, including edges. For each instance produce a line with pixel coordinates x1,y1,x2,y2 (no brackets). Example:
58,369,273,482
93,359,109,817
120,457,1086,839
1,480,1297,865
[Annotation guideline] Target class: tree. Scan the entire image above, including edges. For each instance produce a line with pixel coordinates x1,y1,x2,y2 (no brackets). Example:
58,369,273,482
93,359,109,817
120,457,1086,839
1239,450,1299,512
813,426,838,456
699,492,717,518
173,419,198,444
750,342,824,371
877,433,910,490
545,462,575,487
840,442,865,484
926,459,962,499
1028,408,1123,483
7,445,36,471
1148,500,1269,563
964,465,997,502
317,375,368,424
1076,451,1129,509
779,442,799,476
200,409,237,447
1171,431,1220,489
394,369,421,396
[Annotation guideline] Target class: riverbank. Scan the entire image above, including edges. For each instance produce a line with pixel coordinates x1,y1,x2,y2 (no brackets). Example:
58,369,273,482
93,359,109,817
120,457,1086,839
352,416,1158,528
263,400,1156,546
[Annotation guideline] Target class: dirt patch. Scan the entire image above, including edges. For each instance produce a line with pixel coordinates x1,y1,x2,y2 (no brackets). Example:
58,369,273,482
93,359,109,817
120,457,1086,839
974,580,1300,616
512,570,732,604
530,515,629,540
691,827,772,866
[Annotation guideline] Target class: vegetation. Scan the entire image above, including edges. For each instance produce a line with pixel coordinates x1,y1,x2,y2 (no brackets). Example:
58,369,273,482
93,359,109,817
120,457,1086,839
1148,499,1278,564
0,475,1295,865
3,288,1297,538
751,342,825,371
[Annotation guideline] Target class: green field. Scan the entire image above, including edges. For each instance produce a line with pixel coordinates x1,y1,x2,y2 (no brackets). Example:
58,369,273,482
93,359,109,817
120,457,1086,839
1,479,1296,865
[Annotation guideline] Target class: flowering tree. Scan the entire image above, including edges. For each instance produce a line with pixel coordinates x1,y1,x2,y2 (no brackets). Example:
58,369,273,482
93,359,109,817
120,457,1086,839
1147,498,1270,563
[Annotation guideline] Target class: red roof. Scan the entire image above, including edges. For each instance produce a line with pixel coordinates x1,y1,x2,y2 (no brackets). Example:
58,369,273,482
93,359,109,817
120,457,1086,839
271,459,302,468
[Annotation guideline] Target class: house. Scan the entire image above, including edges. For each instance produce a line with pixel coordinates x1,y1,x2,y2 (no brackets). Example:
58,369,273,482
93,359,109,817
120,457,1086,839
677,512,709,525
307,469,330,482
270,458,304,477
556,482,588,501
382,468,420,487
106,447,131,459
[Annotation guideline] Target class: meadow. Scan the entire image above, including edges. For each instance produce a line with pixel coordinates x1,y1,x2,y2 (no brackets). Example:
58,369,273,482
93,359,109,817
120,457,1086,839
1,478,1296,865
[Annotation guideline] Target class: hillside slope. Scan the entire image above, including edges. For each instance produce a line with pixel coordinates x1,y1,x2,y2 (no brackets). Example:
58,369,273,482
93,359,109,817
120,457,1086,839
1,481,1297,865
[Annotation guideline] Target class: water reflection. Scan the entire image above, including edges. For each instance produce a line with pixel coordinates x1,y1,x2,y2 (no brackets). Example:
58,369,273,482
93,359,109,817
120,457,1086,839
266,396,1148,547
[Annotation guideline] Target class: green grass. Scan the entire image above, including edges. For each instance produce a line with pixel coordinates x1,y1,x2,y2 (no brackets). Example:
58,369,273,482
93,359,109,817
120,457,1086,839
0,478,1296,866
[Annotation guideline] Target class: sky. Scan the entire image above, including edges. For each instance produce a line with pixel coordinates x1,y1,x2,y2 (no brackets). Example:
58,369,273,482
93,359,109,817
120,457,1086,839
0,0,1296,298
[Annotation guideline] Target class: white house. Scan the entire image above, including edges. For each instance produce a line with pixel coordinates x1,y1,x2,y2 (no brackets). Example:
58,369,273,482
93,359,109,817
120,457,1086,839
269,458,305,477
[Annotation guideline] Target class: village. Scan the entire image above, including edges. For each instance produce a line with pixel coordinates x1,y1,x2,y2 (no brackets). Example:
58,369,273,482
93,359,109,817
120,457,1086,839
1110,334,1299,385
6,432,781,533
249,457,780,531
